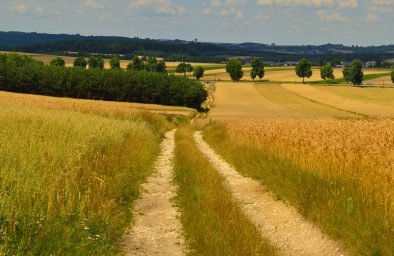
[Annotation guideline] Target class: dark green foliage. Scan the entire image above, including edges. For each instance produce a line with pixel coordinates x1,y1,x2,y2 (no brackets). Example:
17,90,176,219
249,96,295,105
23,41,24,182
193,66,205,80
73,57,87,68
296,59,312,83
49,57,65,67
127,56,145,71
391,65,394,84
176,63,193,76
0,53,207,109
342,67,353,84
127,56,166,73
251,58,265,81
109,57,120,69
320,64,334,80
351,59,363,86
226,59,243,82
88,57,104,69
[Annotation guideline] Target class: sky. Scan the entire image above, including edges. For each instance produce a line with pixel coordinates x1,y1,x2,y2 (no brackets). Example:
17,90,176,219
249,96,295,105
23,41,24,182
0,0,393,46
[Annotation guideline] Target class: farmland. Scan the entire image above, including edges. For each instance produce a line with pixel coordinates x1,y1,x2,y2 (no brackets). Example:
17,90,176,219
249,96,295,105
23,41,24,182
202,66,391,83
0,91,189,255
1,60,394,256
203,80,394,255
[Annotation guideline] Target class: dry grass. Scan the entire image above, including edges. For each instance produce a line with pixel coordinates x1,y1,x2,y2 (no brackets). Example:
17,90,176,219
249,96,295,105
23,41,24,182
0,91,194,119
209,82,358,119
209,82,295,119
314,86,394,108
0,103,166,254
203,119,394,255
0,91,180,254
282,84,394,117
254,84,356,118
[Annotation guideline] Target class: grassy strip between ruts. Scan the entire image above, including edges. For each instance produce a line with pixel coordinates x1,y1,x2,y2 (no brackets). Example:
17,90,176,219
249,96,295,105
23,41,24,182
174,125,278,256
0,103,172,255
203,122,394,256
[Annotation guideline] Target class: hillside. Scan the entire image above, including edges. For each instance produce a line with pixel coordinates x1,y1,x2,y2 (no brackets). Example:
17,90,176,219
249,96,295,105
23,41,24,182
1,31,394,63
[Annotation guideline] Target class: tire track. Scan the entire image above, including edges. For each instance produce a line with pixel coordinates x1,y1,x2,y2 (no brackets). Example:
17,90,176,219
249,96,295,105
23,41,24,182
194,131,347,256
122,129,186,256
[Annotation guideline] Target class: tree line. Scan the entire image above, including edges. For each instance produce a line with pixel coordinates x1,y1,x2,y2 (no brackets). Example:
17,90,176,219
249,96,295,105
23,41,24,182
225,58,387,86
0,53,207,109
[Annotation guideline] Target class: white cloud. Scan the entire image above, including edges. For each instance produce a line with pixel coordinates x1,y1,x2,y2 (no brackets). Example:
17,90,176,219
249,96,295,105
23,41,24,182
202,8,213,15
211,0,247,6
316,10,349,22
367,12,378,21
84,0,105,9
257,0,358,8
370,0,394,6
13,4,28,13
129,0,185,15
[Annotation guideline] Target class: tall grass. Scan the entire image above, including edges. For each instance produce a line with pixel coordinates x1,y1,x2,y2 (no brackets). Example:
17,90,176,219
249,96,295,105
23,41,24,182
174,125,278,256
0,102,168,255
203,119,394,256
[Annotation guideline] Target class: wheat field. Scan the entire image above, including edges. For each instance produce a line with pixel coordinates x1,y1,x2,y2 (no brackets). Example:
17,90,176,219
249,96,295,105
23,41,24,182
204,81,394,255
0,91,177,255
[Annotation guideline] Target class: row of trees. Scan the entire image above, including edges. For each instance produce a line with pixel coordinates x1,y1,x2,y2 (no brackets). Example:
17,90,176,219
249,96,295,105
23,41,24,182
224,57,373,86
0,53,207,109
175,63,205,80
225,58,265,82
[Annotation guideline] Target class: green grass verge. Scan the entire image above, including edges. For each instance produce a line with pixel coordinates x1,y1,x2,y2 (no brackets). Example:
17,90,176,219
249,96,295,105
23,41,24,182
312,73,390,85
203,123,394,256
174,125,278,256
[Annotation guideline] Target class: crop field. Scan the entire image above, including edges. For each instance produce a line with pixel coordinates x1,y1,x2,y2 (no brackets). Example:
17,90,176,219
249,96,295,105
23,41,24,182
203,80,394,255
2,56,394,255
202,67,390,83
0,91,194,118
0,91,183,255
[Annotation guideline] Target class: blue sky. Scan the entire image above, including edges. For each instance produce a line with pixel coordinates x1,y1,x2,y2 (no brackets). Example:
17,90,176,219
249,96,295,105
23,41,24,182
1,0,393,46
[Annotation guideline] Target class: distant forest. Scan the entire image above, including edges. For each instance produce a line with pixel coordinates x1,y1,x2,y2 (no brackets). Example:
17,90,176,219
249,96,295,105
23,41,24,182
1,31,394,64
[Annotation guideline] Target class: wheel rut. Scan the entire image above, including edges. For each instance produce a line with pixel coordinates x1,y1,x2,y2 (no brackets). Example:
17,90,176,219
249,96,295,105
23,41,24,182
122,129,186,256
194,131,347,256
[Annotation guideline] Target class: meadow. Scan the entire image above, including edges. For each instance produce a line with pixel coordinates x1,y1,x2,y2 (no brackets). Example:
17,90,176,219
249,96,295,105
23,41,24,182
0,91,183,255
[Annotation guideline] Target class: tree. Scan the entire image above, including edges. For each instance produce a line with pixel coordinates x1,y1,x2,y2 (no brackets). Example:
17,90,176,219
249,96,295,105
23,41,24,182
73,57,87,68
320,64,335,81
176,63,193,76
391,65,394,84
50,57,65,67
343,67,352,84
88,57,104,69
176,63,186,75
351,59,363,86
226,59,243,82
295,59,312,83
250,58,265,81
193,66,205,80
156,60,167,73
110,57,120,69
127,56,144,71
